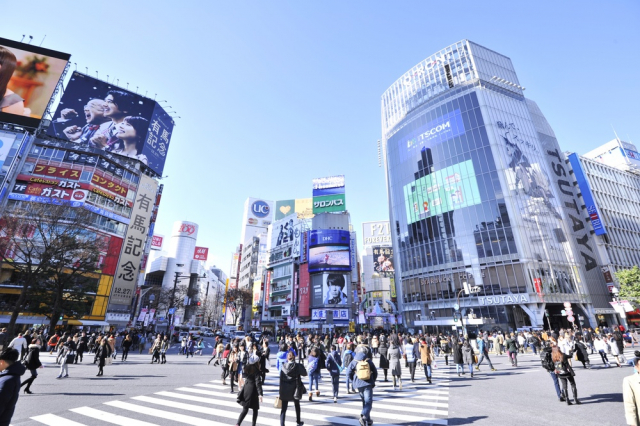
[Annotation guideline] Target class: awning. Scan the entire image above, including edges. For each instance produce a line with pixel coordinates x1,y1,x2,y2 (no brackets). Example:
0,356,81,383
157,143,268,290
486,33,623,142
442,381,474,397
67,320,82,326
80,320,109,326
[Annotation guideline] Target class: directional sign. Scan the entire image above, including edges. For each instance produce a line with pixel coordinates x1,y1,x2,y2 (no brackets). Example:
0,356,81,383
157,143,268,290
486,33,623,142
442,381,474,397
168,308,176,315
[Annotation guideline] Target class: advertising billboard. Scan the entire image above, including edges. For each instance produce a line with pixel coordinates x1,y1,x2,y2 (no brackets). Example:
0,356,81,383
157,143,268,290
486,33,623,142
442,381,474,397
46,72,174,176
322,273,349,305
312,175,345,191
150,234,164,250
403,159,482,224
308,229,351,272
312,193,346,214
110,174,158,305
194,246,209,261
372,246,395,277
398,109,466,163
298,263,310,317
0,37,70,128
362,221,391,246
312,175,346,214
275,198,315,220
568,153,607,236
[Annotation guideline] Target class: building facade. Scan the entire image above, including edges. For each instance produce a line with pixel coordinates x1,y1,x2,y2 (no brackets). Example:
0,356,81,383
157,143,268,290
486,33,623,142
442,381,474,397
382,40,611,333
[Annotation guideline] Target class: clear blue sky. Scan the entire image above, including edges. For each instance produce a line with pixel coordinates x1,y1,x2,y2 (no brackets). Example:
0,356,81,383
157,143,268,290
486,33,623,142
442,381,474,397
4,1,639,276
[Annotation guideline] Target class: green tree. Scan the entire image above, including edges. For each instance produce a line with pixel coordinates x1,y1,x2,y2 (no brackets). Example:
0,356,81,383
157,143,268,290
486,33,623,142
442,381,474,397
616,266,640,306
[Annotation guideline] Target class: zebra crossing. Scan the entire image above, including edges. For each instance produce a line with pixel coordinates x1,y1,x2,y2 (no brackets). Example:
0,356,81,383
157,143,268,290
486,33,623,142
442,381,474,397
24,362,451,426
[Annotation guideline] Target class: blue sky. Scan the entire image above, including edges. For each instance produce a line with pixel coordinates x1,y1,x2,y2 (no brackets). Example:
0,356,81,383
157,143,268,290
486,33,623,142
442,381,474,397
4,1,639,275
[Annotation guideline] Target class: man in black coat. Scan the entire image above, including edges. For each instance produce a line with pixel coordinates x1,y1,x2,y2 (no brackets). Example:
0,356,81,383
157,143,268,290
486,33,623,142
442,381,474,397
0,348,26,426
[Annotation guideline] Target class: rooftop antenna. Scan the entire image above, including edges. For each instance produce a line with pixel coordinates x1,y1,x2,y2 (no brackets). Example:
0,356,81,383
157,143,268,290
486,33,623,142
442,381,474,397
20,35,25,42
126,83,129,90
135,86,138,93
96,71,99,79
145,91,148,97
27,35,33,45
154,93,157,100
85,67,88,74
39,35,46,47
74,63,77,71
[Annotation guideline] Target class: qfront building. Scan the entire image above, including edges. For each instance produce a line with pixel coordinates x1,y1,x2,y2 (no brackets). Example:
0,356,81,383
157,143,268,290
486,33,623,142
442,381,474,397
381,40,612,332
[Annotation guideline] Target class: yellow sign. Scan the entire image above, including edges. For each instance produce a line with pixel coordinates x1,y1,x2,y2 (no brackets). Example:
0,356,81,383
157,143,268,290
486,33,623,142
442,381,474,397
349,321,355,332
295,198,315,219
390,277,396,299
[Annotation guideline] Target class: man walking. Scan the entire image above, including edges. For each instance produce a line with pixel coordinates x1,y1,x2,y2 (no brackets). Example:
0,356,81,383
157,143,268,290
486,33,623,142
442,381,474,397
346,346,378,426
475,335,496,372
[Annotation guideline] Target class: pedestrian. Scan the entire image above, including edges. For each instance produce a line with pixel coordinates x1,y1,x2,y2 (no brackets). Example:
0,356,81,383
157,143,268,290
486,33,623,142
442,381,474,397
181,335,188,355
160,336,170,364
96,339,112,377
20,338,43,394
608,335,624,367
235,354,263,426
326,345,342,403
209,340,224,366
121,335,132,361
107,334,116,359
552,346,580,405
574,335,591,369
594,336,611,367
388,334,404,390
378,335,390,382
138,334,146,354
462,339,475,378
276,343,290,372
540,340,564,402
452,336,464,376
221,344,231,385
371,335,379,357
419,337,434,384
306,348,321,400
505,333,519,367
279,350,307,426
75,332,88,363
229,345,240,393
150,335,162,363
475,335,496,372
623,350,640,425
7,333,27,360
0,348,25,426
195,338,205,356
47,333,59,354
346,345,378,426
186,337,196,358
343,342,356,392
57,337,76,379
403,337,417,382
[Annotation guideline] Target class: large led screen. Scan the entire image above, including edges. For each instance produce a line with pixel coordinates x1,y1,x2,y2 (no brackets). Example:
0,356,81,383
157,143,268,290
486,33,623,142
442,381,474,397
0,37,70,128
46,72,173,176
404,159,482,224
308,229,351,272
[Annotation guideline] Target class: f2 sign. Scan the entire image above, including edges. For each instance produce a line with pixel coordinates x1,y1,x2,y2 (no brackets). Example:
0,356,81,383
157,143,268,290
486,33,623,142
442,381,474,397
194,247,209,261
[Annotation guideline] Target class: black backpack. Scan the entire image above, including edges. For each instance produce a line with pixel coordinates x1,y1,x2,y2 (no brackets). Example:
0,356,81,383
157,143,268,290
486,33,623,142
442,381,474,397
554,360,569,376
540,350,554,371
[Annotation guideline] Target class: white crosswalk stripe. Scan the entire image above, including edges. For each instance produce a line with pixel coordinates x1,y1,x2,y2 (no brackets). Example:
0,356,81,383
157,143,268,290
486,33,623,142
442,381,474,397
28,360,451,426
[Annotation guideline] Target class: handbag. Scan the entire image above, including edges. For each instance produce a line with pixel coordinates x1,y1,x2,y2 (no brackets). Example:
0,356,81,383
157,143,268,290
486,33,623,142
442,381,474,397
432,360,438,369
294,376,307,400
237,388,245,405
66,353,76,364
105,357,113,365
274,396,282,408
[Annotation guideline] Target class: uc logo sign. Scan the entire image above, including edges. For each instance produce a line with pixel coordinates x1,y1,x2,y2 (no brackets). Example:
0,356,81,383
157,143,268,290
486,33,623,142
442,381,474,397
252,200,270,218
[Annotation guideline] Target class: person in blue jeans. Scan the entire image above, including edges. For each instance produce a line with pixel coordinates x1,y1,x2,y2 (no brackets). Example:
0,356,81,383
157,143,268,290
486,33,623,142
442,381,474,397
307,349,321,400
346,346,378,426
326,345,343,403
342,343,356,393
475,336,496,372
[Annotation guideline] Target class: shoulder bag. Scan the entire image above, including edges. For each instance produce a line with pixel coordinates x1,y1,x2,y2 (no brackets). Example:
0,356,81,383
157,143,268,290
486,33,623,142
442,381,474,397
274,396,282,408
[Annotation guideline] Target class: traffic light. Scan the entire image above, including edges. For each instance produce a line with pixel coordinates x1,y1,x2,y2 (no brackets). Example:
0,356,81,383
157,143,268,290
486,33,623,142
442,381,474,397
453,313,458,322
197,301,201,306
59,315,63,321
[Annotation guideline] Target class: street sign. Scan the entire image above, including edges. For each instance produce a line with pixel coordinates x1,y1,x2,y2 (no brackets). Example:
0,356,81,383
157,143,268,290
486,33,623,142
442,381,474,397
168,308,176,315
608,284,615,293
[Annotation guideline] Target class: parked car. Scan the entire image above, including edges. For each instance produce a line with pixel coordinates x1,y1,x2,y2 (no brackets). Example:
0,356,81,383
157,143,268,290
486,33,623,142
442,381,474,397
203,330,215,337
234,331,246,339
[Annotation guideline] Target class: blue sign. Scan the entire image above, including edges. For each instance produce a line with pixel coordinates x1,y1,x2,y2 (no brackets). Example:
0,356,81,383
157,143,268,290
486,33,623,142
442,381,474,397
168,308,176,315
398,109,466,163
251,200,270,218
8,193,84,208
83,204,131,225
308,229,351,273
568,153,607,236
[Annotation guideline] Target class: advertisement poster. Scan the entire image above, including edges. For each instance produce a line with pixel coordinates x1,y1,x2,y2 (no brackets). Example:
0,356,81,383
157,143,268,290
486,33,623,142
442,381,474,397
298,264,310,317
322,273,349,305
0,131,23,171
0,37,70,128
372,246,395,277
308,230,350,272
362,221,392,247
194,246,209,261
47,72,174,175
150,234,164,250
312,175,346,214
110,174,158,305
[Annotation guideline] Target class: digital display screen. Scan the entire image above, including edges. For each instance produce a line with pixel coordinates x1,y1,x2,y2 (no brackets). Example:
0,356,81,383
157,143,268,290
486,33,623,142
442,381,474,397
404,159,482,224
308,229,351,272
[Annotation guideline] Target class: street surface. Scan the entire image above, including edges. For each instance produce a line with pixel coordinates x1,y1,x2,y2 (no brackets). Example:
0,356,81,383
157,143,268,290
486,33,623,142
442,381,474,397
10,341,629,426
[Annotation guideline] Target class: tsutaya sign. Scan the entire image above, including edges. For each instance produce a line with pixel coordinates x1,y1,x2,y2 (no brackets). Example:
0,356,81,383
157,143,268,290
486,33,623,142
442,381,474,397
478,293,530,306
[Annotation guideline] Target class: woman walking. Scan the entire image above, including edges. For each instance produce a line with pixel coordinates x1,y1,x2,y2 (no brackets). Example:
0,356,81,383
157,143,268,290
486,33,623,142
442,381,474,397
371,335,379,357
378,335,390,382
306,348,321,400
419,337,434,384
388,334,404,390
608,335,623,367
235,354,263,426
150,335,162,364
96,339,112,377
403,337,417,382
57,337,75,379
552,346,580,405
594,336,611,367
279,351,307,426
574,335,591,369
462,339,475,378
229,345,240,392
452,336,464,376
326,345,342,403
21,338,43,394
160,336,170,364
505,333,519,367
440,336,452,366
342,342,356,393
221,343,231,385
121,335,132,361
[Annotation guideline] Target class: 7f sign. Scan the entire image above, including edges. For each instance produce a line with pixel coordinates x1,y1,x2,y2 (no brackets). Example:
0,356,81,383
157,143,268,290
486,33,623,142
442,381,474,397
194,247,209,261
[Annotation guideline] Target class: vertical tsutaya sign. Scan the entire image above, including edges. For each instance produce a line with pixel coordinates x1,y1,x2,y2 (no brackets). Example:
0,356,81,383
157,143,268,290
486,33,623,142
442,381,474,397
110,174,158,305
567,153,607,236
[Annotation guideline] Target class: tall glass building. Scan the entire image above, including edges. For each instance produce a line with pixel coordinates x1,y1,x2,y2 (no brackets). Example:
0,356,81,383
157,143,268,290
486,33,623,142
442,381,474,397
382,40,612,332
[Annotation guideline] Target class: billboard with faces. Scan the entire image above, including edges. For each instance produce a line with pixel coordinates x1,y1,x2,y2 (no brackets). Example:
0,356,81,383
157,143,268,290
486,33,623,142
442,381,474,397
46,72,173,175
0,37,70,128
322,273,349,306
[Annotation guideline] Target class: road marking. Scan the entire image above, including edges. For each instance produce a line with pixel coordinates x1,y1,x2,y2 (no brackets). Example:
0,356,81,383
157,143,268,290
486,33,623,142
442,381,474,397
31,414,87,426
104,401,226,426
70,407,159,426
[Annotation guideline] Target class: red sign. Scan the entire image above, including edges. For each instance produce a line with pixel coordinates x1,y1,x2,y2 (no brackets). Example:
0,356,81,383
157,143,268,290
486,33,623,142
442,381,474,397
264,271,271,309
194,246,209,261
151,235,163,249
608,284,615,293
298,263,310,317
34,163,81,180
534,278,543,295
178,224,196,235
91,173,128,196
102,236,123,276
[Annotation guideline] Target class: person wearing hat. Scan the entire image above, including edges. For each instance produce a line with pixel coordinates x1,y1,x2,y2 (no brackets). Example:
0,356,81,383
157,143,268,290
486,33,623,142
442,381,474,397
0,348,26,426
235,352,263,426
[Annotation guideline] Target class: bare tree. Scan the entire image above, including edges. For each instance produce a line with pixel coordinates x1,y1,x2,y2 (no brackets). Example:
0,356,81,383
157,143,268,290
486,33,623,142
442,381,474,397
0,202,106,337
224,288,252,328
201,288,225,328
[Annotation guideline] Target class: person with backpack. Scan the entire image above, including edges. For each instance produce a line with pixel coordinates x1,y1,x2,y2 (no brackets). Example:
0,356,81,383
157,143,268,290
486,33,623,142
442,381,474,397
346,345,378,426
574,334,591,369
326,345,343,403
540,340,563,402
47,333,59,354
279,351,307,426
475,335,496,372
552,345,580,405
306,348,321,401
440,335,452,365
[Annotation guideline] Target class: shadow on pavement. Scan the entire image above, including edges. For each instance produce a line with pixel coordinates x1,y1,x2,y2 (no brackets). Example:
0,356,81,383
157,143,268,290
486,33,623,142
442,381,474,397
447,416,489,425
580,392,623,404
